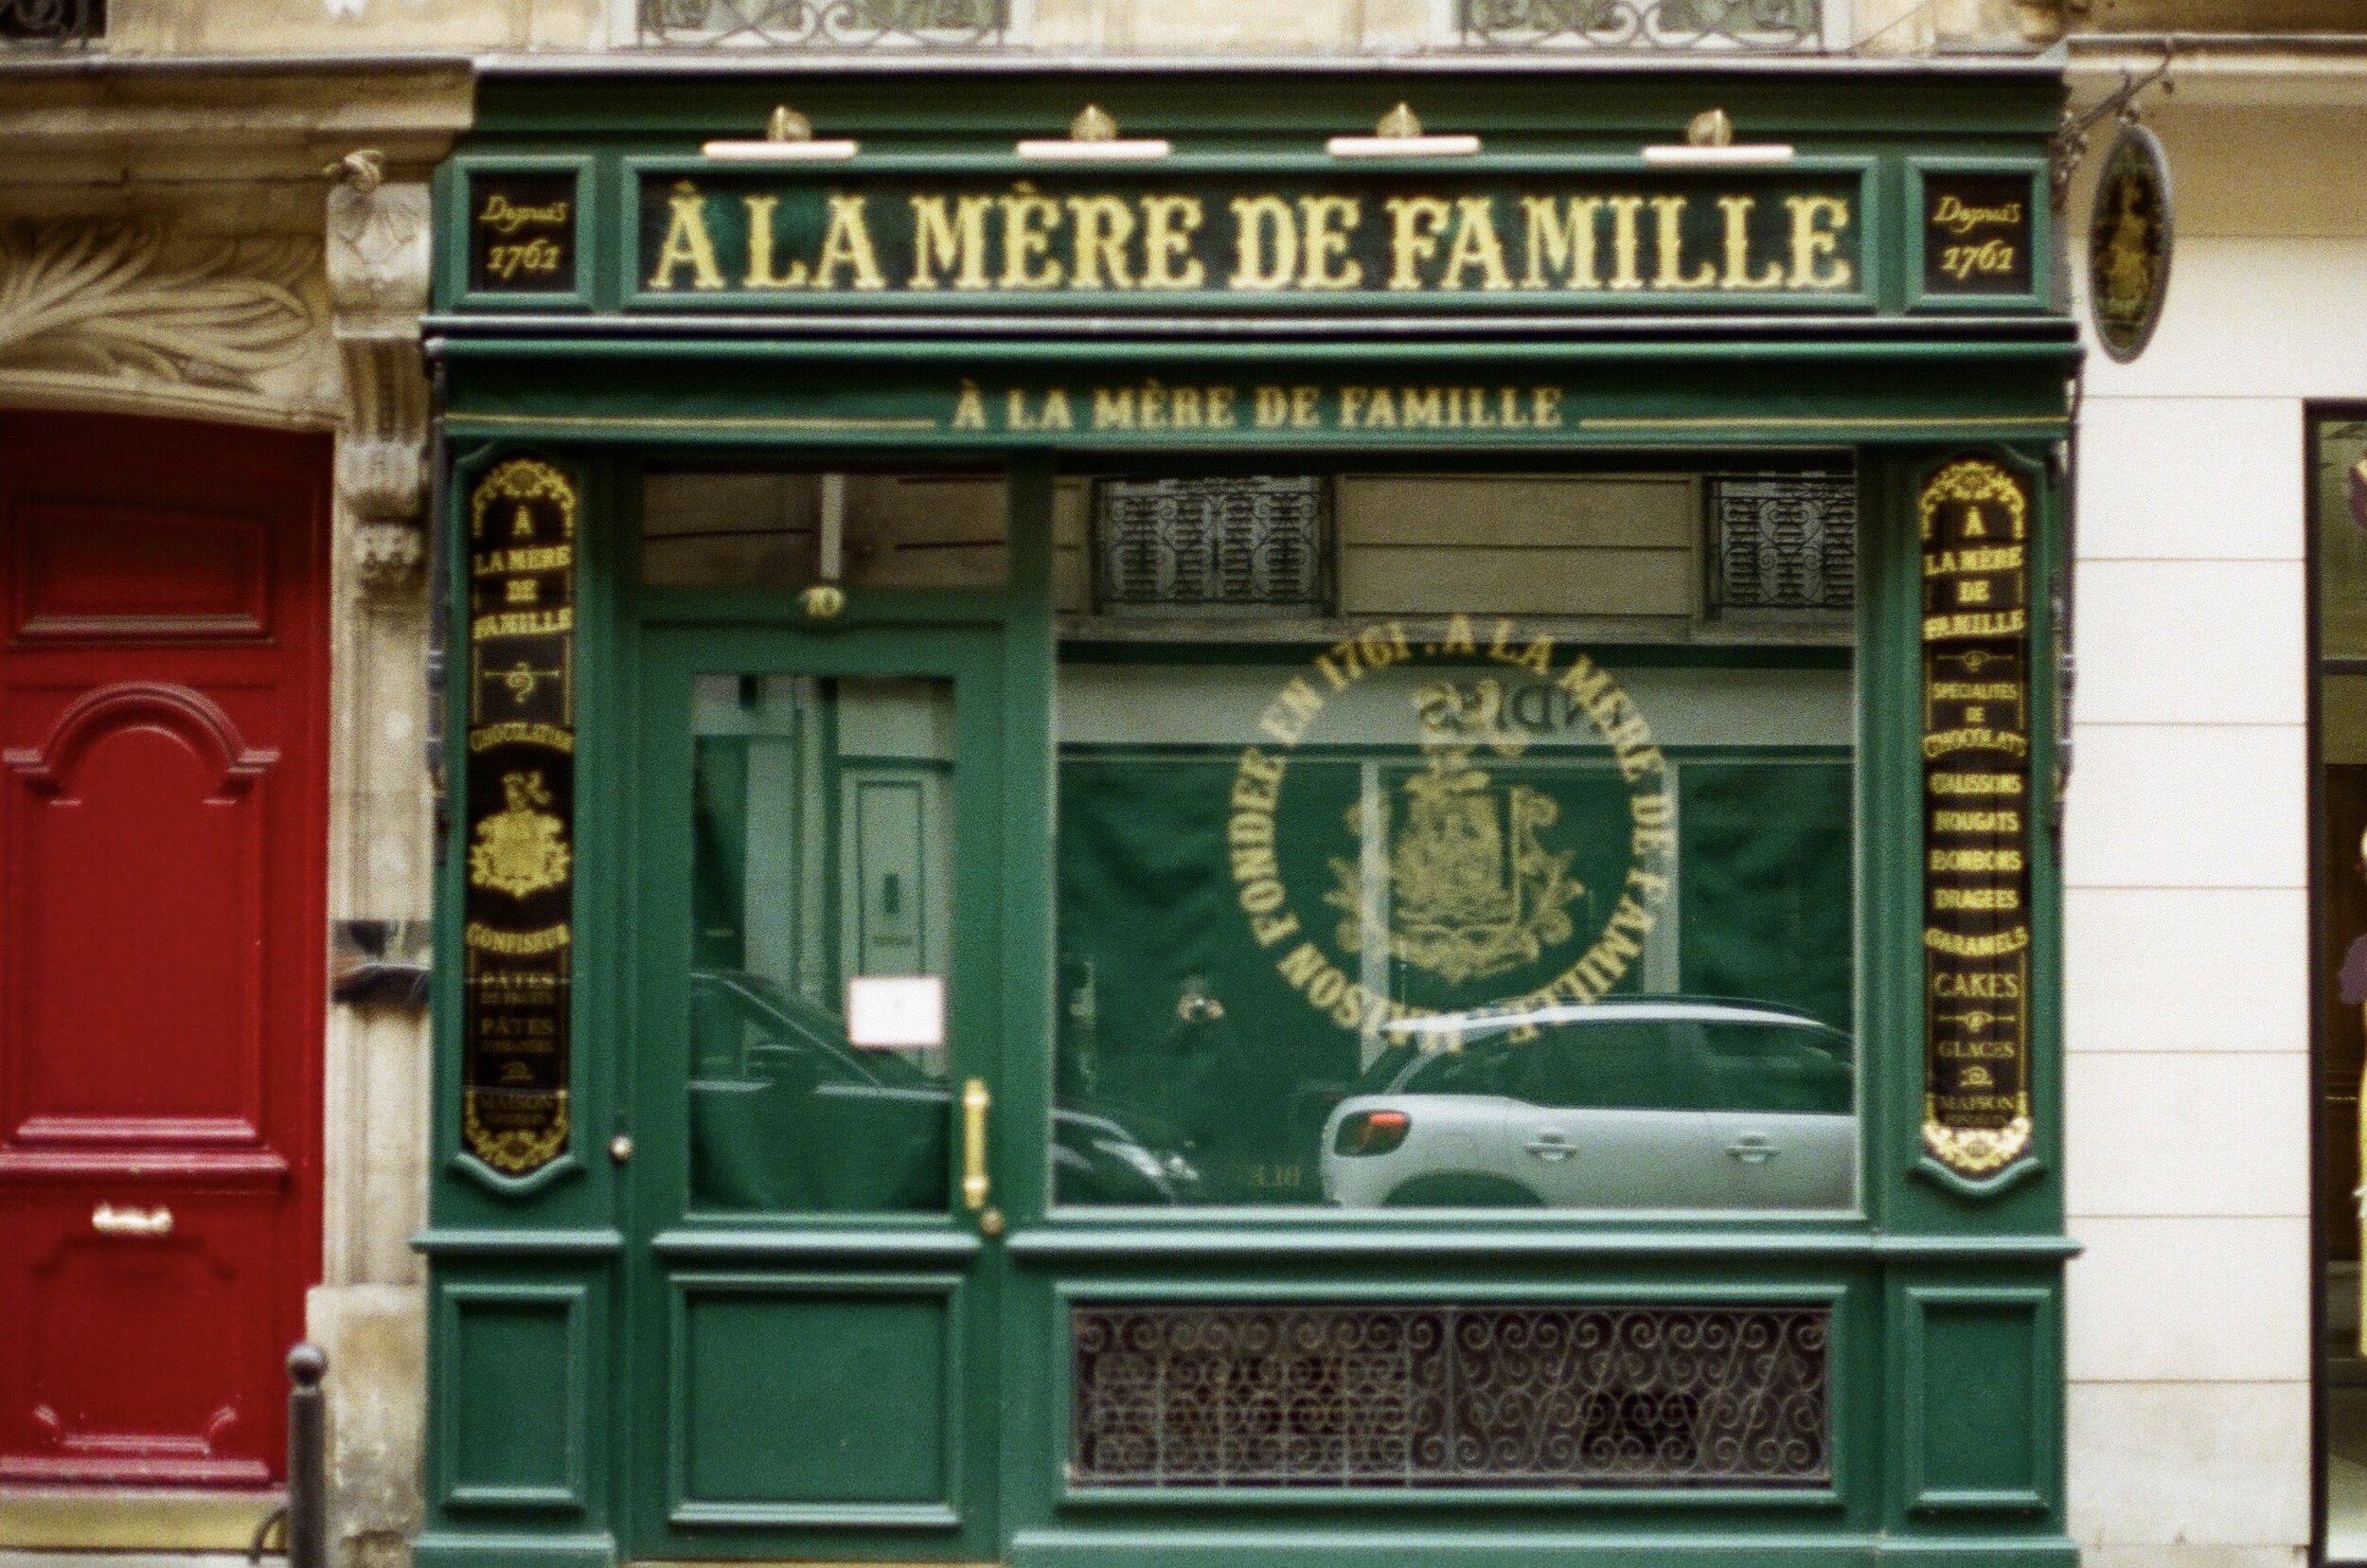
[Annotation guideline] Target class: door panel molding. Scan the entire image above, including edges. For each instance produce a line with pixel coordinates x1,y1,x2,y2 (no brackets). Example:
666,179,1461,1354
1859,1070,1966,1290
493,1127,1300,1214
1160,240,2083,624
5,680,278,797
664,1270,970,1530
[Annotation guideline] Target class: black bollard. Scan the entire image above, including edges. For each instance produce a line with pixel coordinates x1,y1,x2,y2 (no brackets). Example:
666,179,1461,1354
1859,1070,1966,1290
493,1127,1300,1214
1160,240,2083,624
285,1344,328,1568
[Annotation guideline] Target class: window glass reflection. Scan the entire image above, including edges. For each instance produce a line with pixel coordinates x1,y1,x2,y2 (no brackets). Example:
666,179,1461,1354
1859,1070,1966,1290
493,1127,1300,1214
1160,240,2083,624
1054,650,1857,1213
687,674,956,1214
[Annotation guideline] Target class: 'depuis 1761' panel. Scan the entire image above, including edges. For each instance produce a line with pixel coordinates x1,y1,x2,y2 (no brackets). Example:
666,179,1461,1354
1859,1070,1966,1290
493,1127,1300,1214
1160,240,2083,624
1070,1303,1829,1489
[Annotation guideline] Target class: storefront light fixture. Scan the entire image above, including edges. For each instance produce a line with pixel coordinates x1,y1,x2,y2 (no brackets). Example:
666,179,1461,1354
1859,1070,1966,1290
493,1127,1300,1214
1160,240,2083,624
1327,103,1481,159
1641,108,1793,167
702,105,860,163
1017,105,1172,162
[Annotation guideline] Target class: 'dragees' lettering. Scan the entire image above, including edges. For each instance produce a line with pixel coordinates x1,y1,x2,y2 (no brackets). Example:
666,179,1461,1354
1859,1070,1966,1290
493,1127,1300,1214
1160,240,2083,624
642,178,1858,296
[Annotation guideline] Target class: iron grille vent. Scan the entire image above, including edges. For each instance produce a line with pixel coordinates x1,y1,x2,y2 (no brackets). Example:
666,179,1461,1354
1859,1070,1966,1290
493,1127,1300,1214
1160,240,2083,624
1,0,102,44
1092,476,1329,615
1070,1302,1830,1489
1459,0,1817,50
638,0,1005,46
1711,474,1858,613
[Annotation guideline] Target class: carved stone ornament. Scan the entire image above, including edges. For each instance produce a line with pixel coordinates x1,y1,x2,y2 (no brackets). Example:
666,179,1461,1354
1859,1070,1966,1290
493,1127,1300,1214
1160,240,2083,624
0,221,322,392
328,151,434,597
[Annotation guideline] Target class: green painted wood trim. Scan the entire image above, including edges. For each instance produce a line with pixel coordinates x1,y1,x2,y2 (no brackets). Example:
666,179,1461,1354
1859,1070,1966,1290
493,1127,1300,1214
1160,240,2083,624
999,1228,2080,1261
998,455,1059,1230
1898,1286,2058,1518
648,1227,986,1261
412,1531,616,1568
661,1270,971,1532
469,67,2065,143
1007,1529,2074,1565
435,1281,594,1515
416,1228,627,1256
432,337,2079,365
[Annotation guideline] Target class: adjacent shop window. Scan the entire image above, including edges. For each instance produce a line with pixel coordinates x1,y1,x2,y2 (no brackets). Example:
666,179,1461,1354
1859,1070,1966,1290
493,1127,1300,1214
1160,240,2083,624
2312,409,2367,1555
644,467,1007,591
1053,470,1857,1213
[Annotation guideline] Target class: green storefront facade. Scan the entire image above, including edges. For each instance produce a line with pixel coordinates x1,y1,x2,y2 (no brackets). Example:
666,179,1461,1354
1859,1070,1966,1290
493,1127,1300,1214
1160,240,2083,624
418,57,2080,1568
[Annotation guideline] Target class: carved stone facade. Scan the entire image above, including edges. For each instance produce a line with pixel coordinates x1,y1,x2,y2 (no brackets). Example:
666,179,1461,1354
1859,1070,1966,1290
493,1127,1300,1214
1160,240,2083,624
0,220,335,424
328,151,434,598
0,62,468,1568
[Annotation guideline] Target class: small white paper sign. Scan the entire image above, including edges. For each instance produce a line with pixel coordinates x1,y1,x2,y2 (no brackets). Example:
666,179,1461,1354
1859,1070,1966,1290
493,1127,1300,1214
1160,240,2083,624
846,974,946,1049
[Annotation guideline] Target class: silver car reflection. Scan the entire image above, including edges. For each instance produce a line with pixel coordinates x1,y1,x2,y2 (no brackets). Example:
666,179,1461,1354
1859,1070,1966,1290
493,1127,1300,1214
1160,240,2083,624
1318,1000,1855,1211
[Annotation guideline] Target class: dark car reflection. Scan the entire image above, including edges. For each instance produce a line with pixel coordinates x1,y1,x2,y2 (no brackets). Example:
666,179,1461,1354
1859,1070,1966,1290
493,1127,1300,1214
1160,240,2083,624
687,970,1201,1210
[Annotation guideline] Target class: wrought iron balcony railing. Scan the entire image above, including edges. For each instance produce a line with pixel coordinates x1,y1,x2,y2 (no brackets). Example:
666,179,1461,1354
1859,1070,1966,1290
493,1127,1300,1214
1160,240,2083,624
639,0,1006,47
0,0,102,45
633,0,1817,52
1461,0,1819,49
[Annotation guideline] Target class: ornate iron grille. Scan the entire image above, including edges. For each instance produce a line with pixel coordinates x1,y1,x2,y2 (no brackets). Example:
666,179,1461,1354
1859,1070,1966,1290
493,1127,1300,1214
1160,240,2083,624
1093,476,1328,615
1711,475,1858,613
638,0,1004,46
0,0,101,44
1461,0,1813,49
1071,1303,1830,1488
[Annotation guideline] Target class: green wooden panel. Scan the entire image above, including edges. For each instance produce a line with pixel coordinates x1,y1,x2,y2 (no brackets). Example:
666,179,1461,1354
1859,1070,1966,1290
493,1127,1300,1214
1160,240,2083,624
411,1532,616,1568
437,1282,589,1512
1900,1286,2055,1516
667,1273,963,1524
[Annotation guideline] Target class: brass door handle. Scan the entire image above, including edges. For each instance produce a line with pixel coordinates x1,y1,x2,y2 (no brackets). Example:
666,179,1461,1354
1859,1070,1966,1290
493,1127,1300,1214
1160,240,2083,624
961,1078,991,1213
92,1203,173,1238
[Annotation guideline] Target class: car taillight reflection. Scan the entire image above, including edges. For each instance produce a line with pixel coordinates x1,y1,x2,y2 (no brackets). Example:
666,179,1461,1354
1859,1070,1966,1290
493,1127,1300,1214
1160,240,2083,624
1333,1108,1411,1156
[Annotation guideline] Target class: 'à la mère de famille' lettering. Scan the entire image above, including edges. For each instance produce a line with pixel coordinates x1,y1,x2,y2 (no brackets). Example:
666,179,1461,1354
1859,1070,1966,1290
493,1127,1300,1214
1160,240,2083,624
642,181,1857,295
963,380,1566,434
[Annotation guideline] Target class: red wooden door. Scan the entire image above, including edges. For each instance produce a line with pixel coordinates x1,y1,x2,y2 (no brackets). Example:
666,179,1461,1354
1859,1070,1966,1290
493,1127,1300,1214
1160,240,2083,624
0,411,327,1488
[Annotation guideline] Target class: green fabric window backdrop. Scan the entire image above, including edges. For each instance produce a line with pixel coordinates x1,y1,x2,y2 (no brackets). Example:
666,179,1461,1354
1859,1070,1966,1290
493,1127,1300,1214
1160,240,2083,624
1053,656,1857,1212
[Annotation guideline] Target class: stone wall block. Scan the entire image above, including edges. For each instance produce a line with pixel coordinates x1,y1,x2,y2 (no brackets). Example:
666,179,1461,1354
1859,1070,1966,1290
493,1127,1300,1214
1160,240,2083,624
309,1284,428,1568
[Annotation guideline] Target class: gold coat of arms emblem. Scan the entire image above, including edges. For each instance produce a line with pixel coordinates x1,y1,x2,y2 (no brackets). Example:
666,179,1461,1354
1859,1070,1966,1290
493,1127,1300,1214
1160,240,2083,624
468,770,573,899
1328,678,1582,987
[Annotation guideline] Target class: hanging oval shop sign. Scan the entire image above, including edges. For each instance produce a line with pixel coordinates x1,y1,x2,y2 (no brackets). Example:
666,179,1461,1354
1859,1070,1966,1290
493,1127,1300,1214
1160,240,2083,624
2087,121,2173,364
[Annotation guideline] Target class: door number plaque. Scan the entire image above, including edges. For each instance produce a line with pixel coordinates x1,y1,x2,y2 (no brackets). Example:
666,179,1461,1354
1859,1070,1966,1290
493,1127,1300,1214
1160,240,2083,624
459,456,578,1177
1918,456,2035,1180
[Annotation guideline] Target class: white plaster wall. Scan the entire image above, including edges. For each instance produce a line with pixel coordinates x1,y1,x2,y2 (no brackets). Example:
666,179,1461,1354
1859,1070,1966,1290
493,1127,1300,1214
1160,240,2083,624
2060,100,2337,1568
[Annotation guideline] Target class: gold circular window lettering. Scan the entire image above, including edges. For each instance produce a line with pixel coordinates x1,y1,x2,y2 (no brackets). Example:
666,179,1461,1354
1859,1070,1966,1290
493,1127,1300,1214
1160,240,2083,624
1228,615,1678,1039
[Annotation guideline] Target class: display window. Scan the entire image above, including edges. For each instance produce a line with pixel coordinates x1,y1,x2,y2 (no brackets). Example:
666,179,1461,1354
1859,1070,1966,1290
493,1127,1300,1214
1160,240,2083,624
1049,471,1858,1213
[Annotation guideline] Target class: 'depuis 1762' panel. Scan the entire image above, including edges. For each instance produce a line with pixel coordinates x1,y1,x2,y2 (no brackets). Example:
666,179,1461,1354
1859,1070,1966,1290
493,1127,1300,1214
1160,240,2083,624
1070,1303,1829,1489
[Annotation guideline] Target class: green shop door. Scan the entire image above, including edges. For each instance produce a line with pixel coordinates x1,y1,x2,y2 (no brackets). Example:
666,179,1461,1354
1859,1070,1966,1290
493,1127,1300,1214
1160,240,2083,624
627,620,1008,1563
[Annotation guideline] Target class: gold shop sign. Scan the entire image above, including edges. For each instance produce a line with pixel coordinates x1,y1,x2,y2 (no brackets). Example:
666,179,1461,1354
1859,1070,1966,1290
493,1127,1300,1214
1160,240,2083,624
633,171,1864,304
2088,122,2172,364
460,456,578,1178
1918,457,2035,1180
